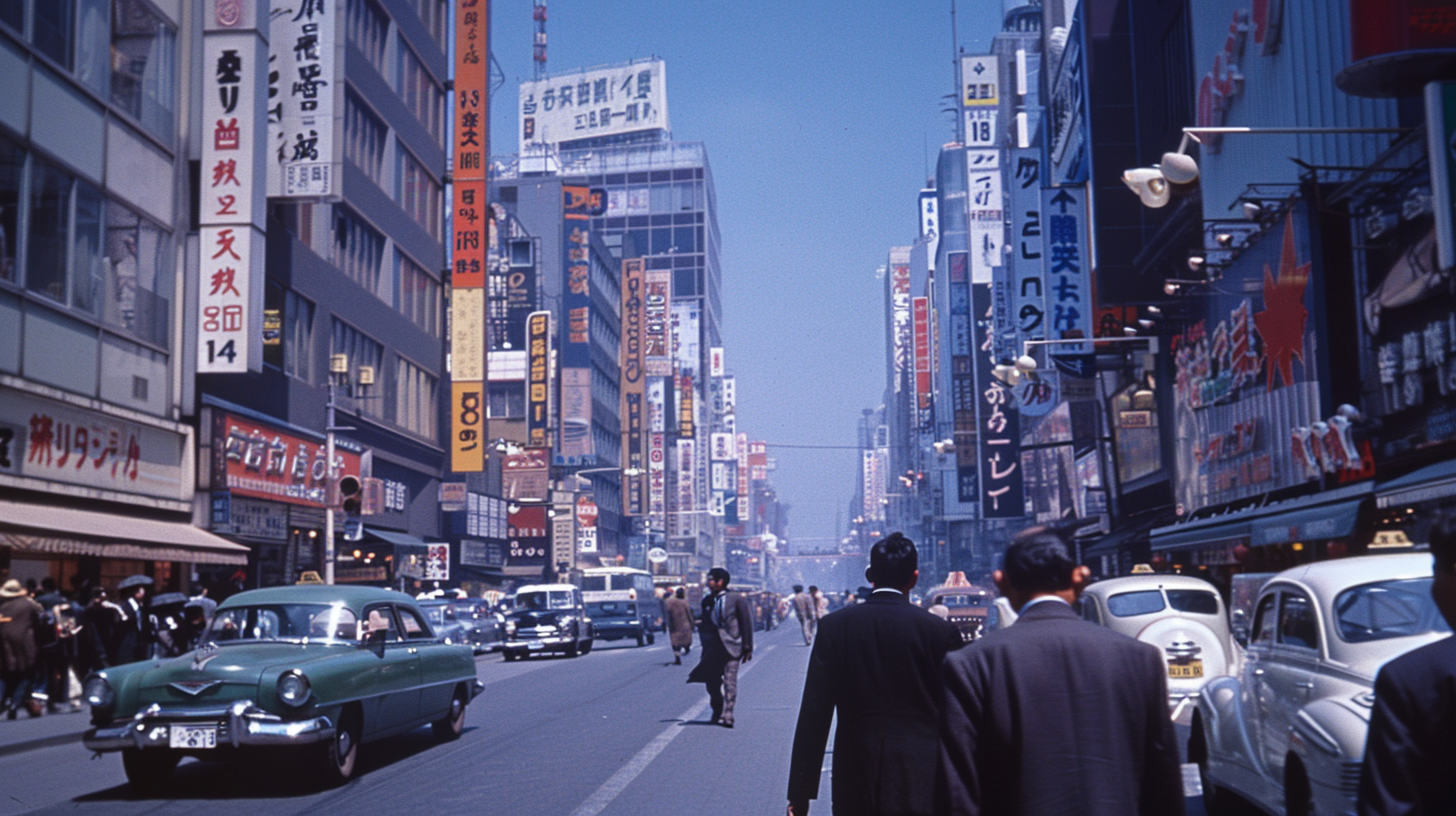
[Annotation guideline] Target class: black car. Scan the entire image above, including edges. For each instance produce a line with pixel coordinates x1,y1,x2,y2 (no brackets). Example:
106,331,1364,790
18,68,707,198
450,599,505,653
584,593,656,647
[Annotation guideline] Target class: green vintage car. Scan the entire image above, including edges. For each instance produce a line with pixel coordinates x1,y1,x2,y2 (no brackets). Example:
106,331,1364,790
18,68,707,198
82,585,483,793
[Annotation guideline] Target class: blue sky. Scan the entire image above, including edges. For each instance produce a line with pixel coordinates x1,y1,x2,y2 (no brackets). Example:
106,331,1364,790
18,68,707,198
489,1,1004,547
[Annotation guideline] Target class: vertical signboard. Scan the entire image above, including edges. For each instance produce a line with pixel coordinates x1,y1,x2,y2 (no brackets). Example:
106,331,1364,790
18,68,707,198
527,311,552,448
199,2,268,374
961,54,1000,148
267,0,341,198
575,495,598,555
734,432,748,525
507,505,548,568
919,188,940,272
974,284,1024,517
947,252,978,502
1041,186,1094,359
1010,148,1057,416
709,432,736,521
643,270,672,376
966,149,1003,284
674,438,695,534
1427,82,1456,271
890,262,911,394
620,258,646,516
912,296,932,416
449,0,489,470
709,347,724,377
559,195,594,465
647,378,666,524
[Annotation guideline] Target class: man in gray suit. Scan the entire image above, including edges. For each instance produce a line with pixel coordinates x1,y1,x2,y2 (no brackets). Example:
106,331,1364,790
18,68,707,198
687,567,754,727
936,527,1185,816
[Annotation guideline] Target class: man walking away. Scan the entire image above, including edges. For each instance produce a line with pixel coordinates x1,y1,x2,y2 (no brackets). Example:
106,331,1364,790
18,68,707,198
1359,513,1456,815
75,587,119,678
687,568,753,728
788,533,963,816
936,527,1185,816
791,585,816,645
0,579,45,719
664,587,695,665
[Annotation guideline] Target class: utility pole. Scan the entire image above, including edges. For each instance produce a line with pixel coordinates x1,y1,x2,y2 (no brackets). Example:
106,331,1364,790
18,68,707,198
324,359,357,585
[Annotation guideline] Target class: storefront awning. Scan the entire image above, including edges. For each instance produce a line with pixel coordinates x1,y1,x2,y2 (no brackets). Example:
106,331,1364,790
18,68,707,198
1151,482,1372,552
1081,513,1176,559
1376,459,1456,509
362,528,427,548
0,499,250,565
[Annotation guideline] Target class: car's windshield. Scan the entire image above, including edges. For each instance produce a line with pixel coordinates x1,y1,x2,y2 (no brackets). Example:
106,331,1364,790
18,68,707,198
1334,577,1451,643
421,605,453,625
587,601,636,618
935,593,988,607
518,591,575,610
207,604,359,644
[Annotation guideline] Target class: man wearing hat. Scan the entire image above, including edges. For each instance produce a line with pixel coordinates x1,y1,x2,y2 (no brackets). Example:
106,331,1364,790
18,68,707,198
114,575,154,664
0,579,45,718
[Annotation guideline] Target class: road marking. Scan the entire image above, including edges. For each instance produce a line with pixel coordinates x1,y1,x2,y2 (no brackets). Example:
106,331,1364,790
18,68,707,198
568,645,775,816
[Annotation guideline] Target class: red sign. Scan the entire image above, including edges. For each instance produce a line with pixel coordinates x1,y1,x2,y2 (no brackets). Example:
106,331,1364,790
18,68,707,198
213,412,360,507
1195,10,1250,155
913,296,932,409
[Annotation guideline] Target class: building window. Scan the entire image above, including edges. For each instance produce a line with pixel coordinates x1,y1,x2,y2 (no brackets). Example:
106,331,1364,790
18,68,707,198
347,0,388,78
0,134,21,284
330,318,383,418
398,252,440,336
0,0,22,34
345,91,387,188
406,0,446,50
26,158,76,307
333,208,384,296
101,198,172,347
395,356,436,438
396,39,443,139
284,290,315,382
111,0,177,140
488,381,525,420
32,0,71,67
396,144,440,239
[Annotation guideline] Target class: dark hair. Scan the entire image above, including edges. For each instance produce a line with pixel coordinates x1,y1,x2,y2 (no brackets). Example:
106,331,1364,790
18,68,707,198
868,532,918,588
1002,526,1077,594
89,587,108,602
708,567,731,584
675,587,685,599
808,585,818,594
1431,512,1456,571
792,584,804,593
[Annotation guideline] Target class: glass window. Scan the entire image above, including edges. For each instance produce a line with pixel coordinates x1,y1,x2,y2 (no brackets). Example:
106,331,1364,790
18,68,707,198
330,318,384,418
72,181,103,316
0,0,22,33
673,226,695,253
395,356,437,438
398,606,432,639
103,200,173,347
1334,578,1450,643
1166,589,1219,615
0,135,21,283
398,253,439,336
333,208,384,296
1252,594,1278,644
487,381,524,419
110,0,177,139
33,0,72,67
284,290,315,382
347,0,388,77
345,91,386,188
362,604,400,640
396,145,440,239
75,0,110,96
408,0,447,50
1278,593,1319,650
396,39,442,139
26,159,71,304
1106,590,1166,617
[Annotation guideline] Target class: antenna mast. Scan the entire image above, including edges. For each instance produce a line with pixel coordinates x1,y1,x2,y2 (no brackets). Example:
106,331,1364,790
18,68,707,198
533,1,547,80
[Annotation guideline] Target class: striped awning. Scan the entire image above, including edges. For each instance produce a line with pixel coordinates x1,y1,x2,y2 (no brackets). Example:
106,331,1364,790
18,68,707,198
0,499,250,565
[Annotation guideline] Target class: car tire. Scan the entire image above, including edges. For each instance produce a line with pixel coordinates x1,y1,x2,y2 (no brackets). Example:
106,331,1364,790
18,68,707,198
320,705,360,786
636,631,646,647
565,641,579,657
647,632,655,645
580,639,593,654
433,687,467,742
502,650,518,662
1284,758,1315,816
122,748,179,796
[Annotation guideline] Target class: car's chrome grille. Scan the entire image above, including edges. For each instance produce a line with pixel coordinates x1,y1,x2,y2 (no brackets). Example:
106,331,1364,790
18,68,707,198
1340,760,1362,797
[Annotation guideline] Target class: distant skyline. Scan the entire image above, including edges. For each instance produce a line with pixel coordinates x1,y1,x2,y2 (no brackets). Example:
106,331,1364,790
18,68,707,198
488,1,1005,548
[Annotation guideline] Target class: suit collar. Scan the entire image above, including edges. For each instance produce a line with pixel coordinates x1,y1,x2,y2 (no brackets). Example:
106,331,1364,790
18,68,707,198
1014,599,1080,622
866,592,908,605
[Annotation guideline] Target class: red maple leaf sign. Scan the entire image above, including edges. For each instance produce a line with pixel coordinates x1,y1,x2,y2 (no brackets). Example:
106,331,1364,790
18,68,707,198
1252,214,1310,391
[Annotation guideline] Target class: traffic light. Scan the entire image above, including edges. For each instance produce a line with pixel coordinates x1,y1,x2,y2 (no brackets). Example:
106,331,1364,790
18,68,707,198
338,474,362,514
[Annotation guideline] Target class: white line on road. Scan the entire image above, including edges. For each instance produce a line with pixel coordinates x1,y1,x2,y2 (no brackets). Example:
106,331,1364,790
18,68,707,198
568,645,776,816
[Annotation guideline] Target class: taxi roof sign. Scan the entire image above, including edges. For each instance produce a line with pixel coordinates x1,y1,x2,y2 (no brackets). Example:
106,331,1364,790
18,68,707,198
1130,564,1155,574
296,570,325,585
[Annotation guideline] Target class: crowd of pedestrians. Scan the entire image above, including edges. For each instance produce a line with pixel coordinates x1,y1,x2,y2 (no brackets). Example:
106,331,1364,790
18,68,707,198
0,574,216,719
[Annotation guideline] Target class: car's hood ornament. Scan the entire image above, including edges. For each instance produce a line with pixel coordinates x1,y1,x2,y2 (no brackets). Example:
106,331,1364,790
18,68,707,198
191,643,220,672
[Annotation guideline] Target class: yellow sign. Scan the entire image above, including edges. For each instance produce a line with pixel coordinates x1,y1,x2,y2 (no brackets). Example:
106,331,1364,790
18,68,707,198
450,381,485,472
296,570,324,585
1130,563,1154,574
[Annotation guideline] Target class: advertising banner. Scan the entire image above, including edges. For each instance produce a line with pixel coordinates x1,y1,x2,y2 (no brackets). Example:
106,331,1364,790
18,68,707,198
450,288,485,381
507,505,548,568
267,0,340,198
644,271,672,376
678,373,695,438
1009,147,1057,416
913,296,932,412
450,381,485,471
212,410,360,507
520,59,668,149
967,149,1003,284
862,449,883,520
919,188,940,272
1172,204,1325,513
675,438,696,524
558,367,593,465
709,347,724,377
974,284,1024,517
527,311,552,448
448,0,489,469
648,431,666,522
0,387,189,501
1041,186,1094,365
502,448,550,501
672,302,701,377
621,259,646,515
575,495,598,555
947,252,978,502
890,262,911,394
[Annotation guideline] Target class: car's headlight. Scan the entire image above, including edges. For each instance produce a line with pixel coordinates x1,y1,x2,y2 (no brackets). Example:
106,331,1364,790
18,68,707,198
83,675,114,708
277,671,311,707
505,621,517,636
558,615,575,628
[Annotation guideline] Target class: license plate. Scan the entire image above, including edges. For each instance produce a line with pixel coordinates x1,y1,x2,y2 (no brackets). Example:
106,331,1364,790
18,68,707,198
1168,660,1204,679
169,724,218,749
527,640,544,650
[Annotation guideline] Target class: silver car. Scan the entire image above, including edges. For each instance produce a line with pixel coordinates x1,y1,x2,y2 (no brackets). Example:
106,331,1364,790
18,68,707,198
1189,552,1451,816
1079,573,1235,712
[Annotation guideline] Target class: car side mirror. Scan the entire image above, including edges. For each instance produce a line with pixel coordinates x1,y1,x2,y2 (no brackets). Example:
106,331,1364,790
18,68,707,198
363,628,387,657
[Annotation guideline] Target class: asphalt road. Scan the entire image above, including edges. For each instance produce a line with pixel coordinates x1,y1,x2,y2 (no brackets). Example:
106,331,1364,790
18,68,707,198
0,625,1219,815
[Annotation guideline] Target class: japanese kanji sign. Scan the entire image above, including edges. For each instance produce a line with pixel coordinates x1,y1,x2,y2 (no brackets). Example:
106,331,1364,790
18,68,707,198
974,283,1025,518
449,0,489,471
520,60,668,149
527,311,552,449
621,258,646,517
267,0,340,198
1041,186,1093,356
213,410,361,507
967,149,1004,285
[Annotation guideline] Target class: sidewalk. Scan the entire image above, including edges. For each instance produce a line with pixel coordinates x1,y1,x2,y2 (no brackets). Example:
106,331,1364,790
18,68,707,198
0,704,90,758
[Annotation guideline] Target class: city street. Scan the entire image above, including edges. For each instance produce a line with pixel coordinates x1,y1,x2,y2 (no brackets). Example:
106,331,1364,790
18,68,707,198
0,625,1217,816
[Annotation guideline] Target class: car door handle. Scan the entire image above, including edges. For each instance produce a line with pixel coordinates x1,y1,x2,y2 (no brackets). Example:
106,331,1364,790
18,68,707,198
1252,668,1265,676
408,647,419,654
1295,681,1314,689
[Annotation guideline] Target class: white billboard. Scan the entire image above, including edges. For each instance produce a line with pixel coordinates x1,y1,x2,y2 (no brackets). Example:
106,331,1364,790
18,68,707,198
519,60,668,149
267,0,342,198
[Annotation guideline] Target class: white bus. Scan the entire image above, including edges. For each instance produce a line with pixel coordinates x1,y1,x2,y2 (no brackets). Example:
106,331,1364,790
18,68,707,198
578,567,660,645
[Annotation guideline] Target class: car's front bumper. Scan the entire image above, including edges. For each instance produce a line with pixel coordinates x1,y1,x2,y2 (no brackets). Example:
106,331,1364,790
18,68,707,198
502,633,574,651
84,700,334,752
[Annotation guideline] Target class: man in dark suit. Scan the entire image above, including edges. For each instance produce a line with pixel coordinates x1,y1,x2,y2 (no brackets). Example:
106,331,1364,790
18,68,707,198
1359,514,1456,815
787,533,963,816
936,527,1185,816
687,567,753,727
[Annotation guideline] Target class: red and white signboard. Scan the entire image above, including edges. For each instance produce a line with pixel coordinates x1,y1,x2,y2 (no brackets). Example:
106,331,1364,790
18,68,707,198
913,296,932,409
709,346,724,377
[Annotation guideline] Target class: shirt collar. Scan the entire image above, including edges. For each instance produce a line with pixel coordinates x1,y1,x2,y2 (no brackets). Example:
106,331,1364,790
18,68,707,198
1019,595,1070,612
871,588,903,595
